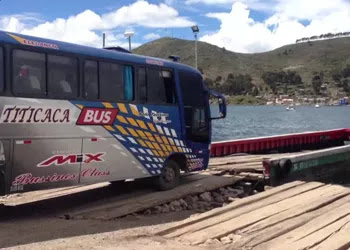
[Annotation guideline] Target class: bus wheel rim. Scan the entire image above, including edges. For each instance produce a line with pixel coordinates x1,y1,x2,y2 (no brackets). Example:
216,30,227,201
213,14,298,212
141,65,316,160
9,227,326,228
164,167,175,182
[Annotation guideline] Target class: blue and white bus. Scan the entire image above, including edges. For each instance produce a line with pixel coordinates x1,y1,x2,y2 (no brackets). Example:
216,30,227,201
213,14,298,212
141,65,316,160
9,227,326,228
0,31,226,195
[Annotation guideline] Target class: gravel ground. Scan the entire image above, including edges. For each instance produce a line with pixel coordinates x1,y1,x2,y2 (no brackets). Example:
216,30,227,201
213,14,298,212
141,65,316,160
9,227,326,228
0,210,216,250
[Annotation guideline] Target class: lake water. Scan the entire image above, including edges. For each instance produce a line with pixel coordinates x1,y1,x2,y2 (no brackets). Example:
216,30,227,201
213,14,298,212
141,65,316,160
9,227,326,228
211,106,350,142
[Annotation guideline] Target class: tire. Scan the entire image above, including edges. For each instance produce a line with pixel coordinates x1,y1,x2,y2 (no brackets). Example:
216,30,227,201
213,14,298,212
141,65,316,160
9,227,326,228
156,160,180,191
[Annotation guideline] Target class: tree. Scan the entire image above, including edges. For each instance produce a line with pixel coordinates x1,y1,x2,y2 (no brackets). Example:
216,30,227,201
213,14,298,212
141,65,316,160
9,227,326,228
252,87,259,96
219,73,253,95
312,75,322,94
204,78,214,88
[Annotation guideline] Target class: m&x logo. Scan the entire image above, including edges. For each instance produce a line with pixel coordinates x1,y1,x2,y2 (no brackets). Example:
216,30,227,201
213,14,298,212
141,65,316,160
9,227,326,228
37,153,106,167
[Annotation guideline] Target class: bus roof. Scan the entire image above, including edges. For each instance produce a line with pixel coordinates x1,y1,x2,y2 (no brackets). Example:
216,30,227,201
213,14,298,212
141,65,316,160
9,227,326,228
0,30,200,75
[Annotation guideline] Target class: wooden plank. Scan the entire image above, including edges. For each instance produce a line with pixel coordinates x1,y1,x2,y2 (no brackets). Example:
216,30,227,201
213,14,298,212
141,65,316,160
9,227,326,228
234,194,350,248
64,173,208,218
212,163,264,172
285,214,350,250
315,230,350,250
157,181,305,236
236,172,264,180
209,152,306,166
239,187,350,235
256,196,350,250
158,182,322,238
181,184,343,245
1,182,111,206
67,174,242,220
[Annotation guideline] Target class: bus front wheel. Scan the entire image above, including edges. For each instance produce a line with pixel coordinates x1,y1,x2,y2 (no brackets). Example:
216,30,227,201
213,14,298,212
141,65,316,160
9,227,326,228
156,160,180,191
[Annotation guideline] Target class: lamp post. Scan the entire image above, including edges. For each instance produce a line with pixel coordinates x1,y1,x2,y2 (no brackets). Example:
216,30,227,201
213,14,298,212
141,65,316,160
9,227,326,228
191,25,199,69
124,31,135,51
102,33,106,48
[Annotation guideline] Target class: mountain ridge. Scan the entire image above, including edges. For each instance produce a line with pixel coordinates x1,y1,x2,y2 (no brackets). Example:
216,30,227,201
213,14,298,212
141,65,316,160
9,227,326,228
133,37,350,102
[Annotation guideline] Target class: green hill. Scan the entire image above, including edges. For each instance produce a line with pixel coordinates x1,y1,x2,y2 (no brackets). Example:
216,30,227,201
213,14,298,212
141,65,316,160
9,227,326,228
133,37,350,102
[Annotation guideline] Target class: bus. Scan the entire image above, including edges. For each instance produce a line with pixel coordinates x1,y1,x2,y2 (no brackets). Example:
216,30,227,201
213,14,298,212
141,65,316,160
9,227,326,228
0,31,226,195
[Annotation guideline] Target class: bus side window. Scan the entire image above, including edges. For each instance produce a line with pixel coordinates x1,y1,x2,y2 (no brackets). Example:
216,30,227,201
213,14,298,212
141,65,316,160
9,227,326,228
12,50,46,96
147,69,176,104
48,55,78,98
99,62,124,102
0,48,3,92
138,67,147,102
124,65,134,102
84,60,98,99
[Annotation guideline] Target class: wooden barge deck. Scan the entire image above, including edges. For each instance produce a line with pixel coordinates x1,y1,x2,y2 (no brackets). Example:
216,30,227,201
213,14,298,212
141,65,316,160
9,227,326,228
0,129,350,249
157,181,350,249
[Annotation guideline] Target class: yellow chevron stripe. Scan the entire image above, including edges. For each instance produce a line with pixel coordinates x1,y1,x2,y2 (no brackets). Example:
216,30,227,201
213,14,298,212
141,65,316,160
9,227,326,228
117,103,128,114
130,105,139,116
152,150,159,156
127,128,139,137
136,120,147,130
8,33,25,44
116,125,129,135
146,141,154,149
147,123,156,132
104,125,115,131
145,132,155,142
169,138,175,145
155,135,163,144
137,139,147,147
102,102,113,108
152,142,161,150
162,136,169,145
117,115,128,124
136,130,147,139
127,117,138,127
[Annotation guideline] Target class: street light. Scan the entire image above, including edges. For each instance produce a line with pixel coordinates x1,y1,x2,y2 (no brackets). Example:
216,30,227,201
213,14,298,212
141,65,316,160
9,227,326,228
124,31,135,51
191,25,199,69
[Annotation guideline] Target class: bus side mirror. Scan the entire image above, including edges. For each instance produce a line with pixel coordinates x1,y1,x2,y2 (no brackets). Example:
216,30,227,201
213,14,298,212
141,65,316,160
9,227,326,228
208,89,227,120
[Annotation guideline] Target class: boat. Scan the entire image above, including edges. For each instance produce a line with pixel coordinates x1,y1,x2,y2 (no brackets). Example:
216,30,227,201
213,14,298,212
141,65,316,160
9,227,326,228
315,104,320,108
286,106,296,111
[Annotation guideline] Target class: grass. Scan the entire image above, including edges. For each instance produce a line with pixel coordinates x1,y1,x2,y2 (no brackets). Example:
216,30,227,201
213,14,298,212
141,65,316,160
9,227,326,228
133,37,350,98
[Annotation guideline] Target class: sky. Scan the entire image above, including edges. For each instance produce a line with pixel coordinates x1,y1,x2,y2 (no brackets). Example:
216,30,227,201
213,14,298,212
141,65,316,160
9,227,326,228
0,0,350,53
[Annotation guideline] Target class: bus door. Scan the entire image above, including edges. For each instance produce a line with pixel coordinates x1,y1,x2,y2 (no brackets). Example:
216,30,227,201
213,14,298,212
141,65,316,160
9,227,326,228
178,71,210,165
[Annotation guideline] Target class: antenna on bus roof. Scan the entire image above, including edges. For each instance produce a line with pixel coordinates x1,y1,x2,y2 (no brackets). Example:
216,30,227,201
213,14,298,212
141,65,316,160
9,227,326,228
169,55,180,62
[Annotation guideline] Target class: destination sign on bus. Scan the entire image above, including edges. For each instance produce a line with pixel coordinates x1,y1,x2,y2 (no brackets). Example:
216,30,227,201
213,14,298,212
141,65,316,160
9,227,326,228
0,105,72,124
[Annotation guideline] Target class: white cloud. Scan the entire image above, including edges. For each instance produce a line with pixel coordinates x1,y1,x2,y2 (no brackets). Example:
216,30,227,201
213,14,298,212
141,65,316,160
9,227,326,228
185,0,273,11
143,32,161,41
102,0,194,28
0,0,194,48
201,1,350,53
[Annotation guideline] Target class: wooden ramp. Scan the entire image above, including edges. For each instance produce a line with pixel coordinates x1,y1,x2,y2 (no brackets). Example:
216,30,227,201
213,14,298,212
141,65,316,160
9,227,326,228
63,174,241,220
157,181,350,250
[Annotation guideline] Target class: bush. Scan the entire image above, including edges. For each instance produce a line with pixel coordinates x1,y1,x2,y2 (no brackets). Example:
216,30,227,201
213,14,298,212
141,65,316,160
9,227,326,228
219,73,253,95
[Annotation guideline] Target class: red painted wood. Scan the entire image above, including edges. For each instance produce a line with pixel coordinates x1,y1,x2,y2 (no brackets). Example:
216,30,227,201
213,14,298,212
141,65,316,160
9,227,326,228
211,128,349,157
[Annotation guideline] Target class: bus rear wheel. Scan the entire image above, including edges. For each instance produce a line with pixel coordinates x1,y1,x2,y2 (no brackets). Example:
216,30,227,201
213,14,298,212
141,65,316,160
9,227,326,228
156,160,180,191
